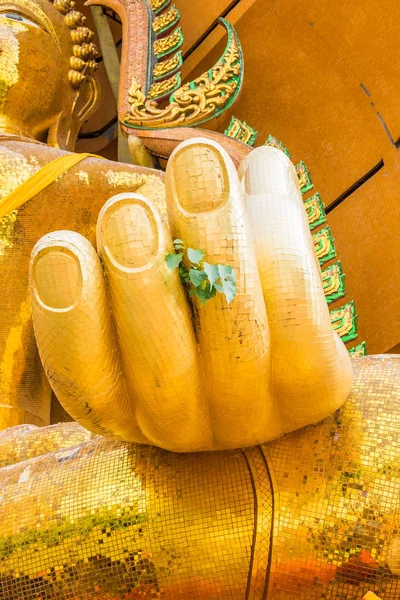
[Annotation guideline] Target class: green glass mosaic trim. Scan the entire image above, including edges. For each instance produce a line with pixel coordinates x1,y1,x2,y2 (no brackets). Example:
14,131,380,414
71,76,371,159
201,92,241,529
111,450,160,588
330,300,358,343
148,73,182,100
224,116,258,146
124,19,243,131
304,192,327,231
348,341,368,356
264,134,292,158
296,161,314,195
151,0,172,15
312,226,336,266
169,18,244,124
321,260,346,304
153,51,183,81
154,27,183,59
152,5,180,35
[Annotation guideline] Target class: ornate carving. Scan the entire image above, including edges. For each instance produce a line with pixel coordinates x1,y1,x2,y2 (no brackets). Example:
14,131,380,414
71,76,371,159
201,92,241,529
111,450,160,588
321,260,346,304
296,160,313,194
224,116,258,146
70,26,94,44
150,0,171,14
123,19,243,130
152,5,179,35
304,191,327,230
53,0,75,15
312,226,336,265
153,27,183,58
264,134,292,158
153,52,182,80
64,10,86,28
349,341,368,356
147,74,181,100
72,43,98,61
68,70,86,88
44,0,98,89
330,301,358,343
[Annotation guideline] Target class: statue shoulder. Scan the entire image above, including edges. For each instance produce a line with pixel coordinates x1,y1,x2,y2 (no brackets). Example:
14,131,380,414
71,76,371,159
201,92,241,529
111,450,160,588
0,141,57,199
0,140,166,215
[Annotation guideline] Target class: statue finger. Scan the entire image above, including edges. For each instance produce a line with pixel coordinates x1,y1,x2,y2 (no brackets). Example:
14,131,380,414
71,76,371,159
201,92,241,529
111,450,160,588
96,193,212,452
239,146,353,433
166,138,280,449
29,231,145,442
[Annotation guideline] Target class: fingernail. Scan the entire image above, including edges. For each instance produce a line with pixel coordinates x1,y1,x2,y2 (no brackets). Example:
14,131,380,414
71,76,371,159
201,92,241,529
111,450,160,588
33,248,82,309
244,147,296,195
172,142,229,213
101,199,158,269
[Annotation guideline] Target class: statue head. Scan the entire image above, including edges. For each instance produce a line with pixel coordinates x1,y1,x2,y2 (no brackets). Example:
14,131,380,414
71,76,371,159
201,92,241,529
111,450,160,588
0,0,100,149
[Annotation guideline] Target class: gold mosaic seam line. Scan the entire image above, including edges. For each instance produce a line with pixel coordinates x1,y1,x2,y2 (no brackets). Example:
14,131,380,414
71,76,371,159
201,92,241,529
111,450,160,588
242,446,274,600
242,447,261,600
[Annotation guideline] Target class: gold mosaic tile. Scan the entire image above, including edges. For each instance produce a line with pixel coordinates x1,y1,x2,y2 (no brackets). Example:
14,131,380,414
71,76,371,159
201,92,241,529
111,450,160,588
0,356,399,599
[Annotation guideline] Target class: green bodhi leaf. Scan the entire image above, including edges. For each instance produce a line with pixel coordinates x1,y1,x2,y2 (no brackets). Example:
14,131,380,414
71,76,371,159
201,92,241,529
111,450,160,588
218,264,236,283
203,262,219,289
165,243,237,306
222,279,237,304
166,252,183,271
189,268,208,287
187,247,204,265
179,265,190,283
173,238,185,250
192,282,217,306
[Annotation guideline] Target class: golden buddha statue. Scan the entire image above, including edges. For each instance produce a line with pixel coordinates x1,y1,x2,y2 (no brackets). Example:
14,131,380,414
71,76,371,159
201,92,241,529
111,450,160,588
0,0,352,448
0,0,399,598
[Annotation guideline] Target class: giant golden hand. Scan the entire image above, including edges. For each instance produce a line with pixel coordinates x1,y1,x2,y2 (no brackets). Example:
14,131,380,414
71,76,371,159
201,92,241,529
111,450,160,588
29,139,352,452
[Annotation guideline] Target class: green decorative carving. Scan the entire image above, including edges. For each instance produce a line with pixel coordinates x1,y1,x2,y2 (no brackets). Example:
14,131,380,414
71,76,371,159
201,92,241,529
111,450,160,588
304,192,327,231
123,19,244,130
330,301,358,343
147,73,182,100
224,116,258,146
296,161,314,195
349,341,368,356
153,51,183,81
152,5,180,35
264,134,292,158
150,0,172,16
154,26,183,59
312,226,336,266
321,260,346,304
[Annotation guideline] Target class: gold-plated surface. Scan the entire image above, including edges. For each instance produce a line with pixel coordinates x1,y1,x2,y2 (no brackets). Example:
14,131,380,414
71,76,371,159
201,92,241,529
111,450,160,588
29,140,352,451
0,356,399,599
153,27,182,57
0,421,93,467
152,6,179,34
0,136,166,432
153,53,181,79
0,0,99,150
0,0,167,430
123,20,242,130
147,73,180,99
